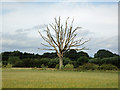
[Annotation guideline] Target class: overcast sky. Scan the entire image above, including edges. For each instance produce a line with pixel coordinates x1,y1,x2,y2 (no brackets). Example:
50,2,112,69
1,2,118,57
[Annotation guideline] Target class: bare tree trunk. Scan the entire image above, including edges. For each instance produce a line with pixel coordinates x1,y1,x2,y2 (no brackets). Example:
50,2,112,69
59,56,63,70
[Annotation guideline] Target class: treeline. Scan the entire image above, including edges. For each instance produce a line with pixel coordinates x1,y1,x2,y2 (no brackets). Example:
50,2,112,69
1,49,120,69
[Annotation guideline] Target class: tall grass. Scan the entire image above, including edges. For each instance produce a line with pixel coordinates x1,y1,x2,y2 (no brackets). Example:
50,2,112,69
2,68,118,88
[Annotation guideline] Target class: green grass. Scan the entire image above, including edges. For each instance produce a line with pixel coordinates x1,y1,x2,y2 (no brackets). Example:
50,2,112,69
2,68,118,88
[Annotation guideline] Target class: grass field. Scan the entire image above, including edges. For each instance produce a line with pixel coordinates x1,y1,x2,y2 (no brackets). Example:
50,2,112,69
2,68,118,88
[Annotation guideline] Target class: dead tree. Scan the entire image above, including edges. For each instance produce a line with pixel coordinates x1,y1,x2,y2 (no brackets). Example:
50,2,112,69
38,17,89,69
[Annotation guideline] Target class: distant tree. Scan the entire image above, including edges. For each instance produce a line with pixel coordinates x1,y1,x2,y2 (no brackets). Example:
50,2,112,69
8,56,20,66
2,61,7,66
23,52,35,59
35,54,42,59
38,17,89,69
40,58,49,66
11,50,23,58
14,60,24,67
77,51,89,58
94,49,116,58
89,58,102,65
2,52,11,61
64,49,77,60
101,56,119,68
63,57,71,66
48,58,59,68
76,56,89,66
42,52,57,58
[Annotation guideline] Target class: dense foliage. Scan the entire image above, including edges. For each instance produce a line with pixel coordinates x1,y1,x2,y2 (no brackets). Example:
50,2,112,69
1,49,120,69
80,63,99,70
94,49,118,58
99,64,118,70
64,64,74,70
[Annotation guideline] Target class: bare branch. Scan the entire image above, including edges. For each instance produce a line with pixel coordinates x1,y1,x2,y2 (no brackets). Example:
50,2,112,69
38,17,89,59
70,39,90,47
71,27,82,35
38,17,90,69
46,27,59,47
63,17,69,44
38,31,53,46
41,43,51,47
49,24,57,33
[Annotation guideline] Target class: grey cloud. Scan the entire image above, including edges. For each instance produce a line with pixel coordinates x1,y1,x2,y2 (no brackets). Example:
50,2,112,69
79,29,92,36
76,29,94,39
32,24,47,30
4,24,49,54
15,28,30,33
15,24,47,33
24,28,31,31
2,32,44,54
16,29,23,33
2,30,118,57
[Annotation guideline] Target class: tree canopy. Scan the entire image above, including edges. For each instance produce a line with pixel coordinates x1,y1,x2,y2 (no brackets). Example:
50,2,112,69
94,49,118,58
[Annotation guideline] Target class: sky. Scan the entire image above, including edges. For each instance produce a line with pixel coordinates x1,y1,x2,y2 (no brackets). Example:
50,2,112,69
0,1,119,57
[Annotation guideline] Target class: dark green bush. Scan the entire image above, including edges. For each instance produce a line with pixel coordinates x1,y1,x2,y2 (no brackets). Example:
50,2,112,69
32,59,41,67
61,65,64,70
41,64,48,70
63,57,71,66
70,61,77,68
69,56,89,68
14,60,24,67
89,58,102,65
78,63,99,70
64,64,74,70
89,56,119,68
22,58,32,67
47,57,70,68
48,58,59,68
76,56,89,66
100,64,118,70
6,63,12,68
8,56,20,66
77,66,84,71
41,64,45,68
101,56,119,67
64,49,78,60
2,61,8,66
40,58,49,66
55,64,59,69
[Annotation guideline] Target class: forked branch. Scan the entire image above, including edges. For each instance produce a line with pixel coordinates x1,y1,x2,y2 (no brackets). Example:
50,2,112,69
38,17,89,55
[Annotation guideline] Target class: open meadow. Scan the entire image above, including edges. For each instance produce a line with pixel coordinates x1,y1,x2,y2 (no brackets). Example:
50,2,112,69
2,68,118,88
